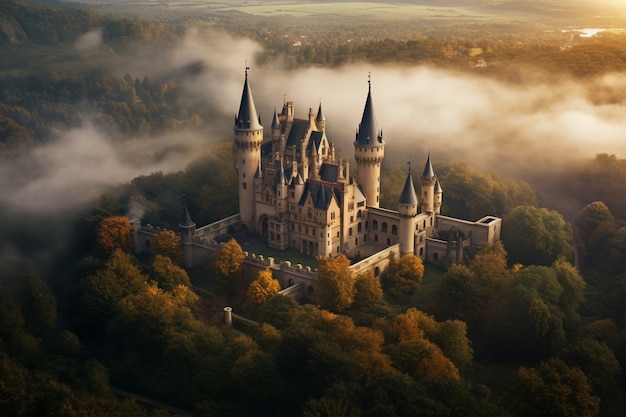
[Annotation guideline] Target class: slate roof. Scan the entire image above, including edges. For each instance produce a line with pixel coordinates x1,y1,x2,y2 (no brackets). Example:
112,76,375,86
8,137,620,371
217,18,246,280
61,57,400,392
423,151,435,179
319,163,339,183
235,73,262,130
285,120,309,148
298,182,340,210
355,84,383,147
399,170,418,205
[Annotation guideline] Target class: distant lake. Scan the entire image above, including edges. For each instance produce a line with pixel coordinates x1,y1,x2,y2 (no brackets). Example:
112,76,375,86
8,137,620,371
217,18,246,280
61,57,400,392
562,28,626,37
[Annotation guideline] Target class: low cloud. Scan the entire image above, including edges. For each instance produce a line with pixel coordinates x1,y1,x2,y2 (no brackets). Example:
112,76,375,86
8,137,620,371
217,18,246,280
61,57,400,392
6,28,626,214
74,28,103,51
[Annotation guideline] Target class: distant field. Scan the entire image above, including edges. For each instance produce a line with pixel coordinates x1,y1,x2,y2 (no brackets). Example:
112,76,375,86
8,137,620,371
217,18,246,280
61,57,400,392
122,1,510,21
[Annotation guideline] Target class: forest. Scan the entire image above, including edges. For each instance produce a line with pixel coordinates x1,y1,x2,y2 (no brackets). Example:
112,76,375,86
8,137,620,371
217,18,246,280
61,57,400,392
1,0,626,416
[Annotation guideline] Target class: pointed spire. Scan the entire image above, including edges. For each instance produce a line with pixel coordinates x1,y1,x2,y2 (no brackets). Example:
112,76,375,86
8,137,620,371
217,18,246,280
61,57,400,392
235,66,262,130
399,163,418,205
435,178,443,193
254,158,263,179
423,149,435,179
355,73,383,147
316,101,325,122
180,194,195,228
271,107,280,129
274,158,286,187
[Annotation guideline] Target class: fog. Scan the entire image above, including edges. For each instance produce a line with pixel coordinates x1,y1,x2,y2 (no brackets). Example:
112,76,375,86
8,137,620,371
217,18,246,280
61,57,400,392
5,28,626,216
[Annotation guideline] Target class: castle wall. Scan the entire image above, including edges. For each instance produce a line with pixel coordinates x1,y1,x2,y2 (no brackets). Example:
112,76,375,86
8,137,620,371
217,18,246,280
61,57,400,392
436,215,502,247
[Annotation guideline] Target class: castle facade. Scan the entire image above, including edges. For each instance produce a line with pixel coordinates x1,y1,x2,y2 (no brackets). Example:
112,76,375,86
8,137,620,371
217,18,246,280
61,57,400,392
231,70,501,263
132,70,502,291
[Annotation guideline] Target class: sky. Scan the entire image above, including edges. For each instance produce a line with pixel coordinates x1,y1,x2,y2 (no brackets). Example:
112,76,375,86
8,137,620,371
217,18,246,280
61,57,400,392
4,27,626,215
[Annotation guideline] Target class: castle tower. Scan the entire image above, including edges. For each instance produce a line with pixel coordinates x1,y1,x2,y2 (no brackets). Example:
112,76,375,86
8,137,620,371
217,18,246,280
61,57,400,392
434,179,443,215
179,194,196,269
354,77,384,207
421,150,436,214
398,165,418,256
234,68,263,231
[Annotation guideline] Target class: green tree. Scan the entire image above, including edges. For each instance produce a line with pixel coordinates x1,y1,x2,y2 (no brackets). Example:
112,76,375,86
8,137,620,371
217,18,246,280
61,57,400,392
19,269,57,338
508,358,600,417
257,294,305,330
316,254,355,312
244,269,281,313
560,337,621,390
81,250,148,326
575,201,614,243
502,205,573,266
97,215,131,254
151,254,191,291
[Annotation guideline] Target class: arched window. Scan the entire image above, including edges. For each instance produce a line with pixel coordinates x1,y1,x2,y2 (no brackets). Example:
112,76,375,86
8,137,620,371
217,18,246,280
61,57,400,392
419,247,424,256
357,210,362,218
391,225,397,236
358,222,362,233
288,279,294,287
373,220,378,231
374,267,380,277
382,222,388,233
433,252,439,262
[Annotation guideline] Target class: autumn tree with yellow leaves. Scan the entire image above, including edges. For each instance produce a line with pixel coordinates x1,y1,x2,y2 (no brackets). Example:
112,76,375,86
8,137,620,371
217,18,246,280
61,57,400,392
244,269,281,313
316,254,355,312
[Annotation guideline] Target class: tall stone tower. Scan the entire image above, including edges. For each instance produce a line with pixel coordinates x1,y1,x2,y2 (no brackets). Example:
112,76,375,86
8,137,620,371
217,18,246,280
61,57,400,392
398,165,418,256
354,78,384,207
234,68,263,232
421,150,436,214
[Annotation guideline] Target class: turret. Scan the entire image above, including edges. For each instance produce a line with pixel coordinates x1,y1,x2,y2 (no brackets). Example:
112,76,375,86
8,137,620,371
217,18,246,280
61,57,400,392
398,165,418,256
234,68,263,231
421,150,436,214
179,194,196,268
434,179,443,215
291,173,305,204
354,76,384,207
316,102,326,132
274,158,288,213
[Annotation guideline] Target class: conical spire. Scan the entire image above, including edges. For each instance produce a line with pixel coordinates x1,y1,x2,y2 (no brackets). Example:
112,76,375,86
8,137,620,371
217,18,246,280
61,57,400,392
235,67,262,130
316,101,325,122
180,194,195,228
254,158,263,179
274,158,286,187
355,75,383,147
271,107,280,129
399,164,418,205
423,149,435,179
435,179,443,193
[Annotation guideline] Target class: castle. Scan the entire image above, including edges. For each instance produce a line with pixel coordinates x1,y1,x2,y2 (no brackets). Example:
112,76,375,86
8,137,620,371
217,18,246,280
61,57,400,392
229,69,501,263
132,70,502,294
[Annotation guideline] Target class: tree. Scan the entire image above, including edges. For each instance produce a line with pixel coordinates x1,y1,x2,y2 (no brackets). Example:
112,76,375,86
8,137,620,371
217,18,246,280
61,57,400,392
244,269,281,313
81,249,148,325
508,358,600,417
19,268,57,338
150,230,182,264
353,270,383,308
257,294,305,330
494,266,568,360
97,215,131,254
385,338,460,381
213,238,245,292
502,205,573,266
384,253,424,294
383,308,473,368
560,337,621,390
575,201,614,243
151,254,191,291
316,254,355,312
